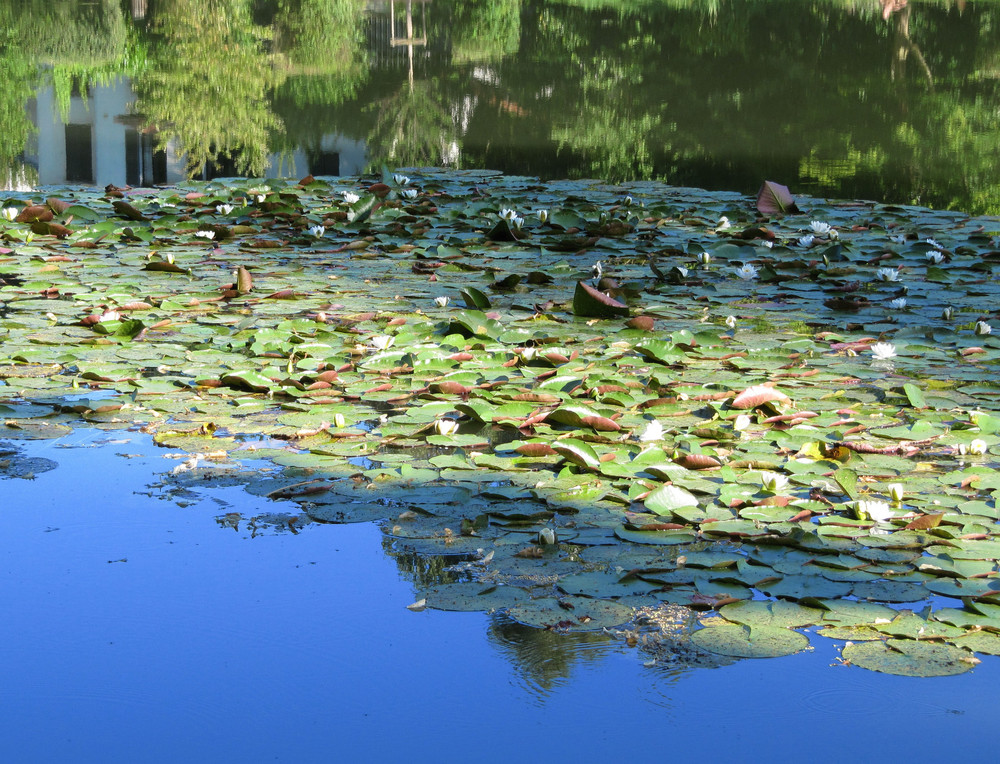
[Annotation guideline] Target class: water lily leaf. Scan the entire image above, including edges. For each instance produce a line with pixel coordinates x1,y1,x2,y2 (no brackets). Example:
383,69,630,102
902,383,927,409
220,370,276,393
644,484,699,516
573,280,629,318
948,632,1000,656
842,640,976,677
756,181,800,216
550,438,601,470
507,596,633,631
421,582,530,612
731,385,789,410
459,286,491,310
719,600,824,629
691,624,809,658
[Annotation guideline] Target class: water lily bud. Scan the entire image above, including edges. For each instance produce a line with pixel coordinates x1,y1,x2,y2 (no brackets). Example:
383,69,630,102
520,347,537,362
698,252,711,265
433,418,459,437
942,307,954,320
537,209,549,223
760,471,789,494
333,412,346,428
888,483,904,503
538,527,557,545
623,195,633,206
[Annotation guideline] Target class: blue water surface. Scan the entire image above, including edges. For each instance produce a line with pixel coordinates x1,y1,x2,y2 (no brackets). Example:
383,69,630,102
0,429,995,763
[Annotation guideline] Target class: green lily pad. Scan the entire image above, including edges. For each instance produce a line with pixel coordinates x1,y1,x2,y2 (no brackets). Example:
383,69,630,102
507,596,634,631
691,624,810,658
842,639,977,677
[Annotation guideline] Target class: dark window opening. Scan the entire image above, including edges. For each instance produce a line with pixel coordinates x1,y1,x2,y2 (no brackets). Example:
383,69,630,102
65,124,94,183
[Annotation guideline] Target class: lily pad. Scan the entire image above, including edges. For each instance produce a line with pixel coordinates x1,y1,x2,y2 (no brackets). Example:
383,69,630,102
842,639,977,677
691,624,809,658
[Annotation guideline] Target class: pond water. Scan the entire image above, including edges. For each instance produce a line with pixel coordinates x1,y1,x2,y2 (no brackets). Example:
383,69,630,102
3,0,1000,213
3,428,996,762
4,0,1000,759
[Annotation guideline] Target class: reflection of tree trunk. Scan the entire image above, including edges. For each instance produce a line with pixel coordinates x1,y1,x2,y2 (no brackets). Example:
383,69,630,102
890,5,933,89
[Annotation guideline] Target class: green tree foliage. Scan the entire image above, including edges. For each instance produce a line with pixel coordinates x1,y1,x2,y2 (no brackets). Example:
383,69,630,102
133,0,285,177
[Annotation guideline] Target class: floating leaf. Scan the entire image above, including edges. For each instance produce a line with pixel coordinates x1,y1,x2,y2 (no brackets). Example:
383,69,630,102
842,640,976,677
691,624,809,658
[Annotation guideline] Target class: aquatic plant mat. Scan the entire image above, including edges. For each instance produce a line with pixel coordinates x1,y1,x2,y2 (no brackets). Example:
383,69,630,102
2,169,1000,677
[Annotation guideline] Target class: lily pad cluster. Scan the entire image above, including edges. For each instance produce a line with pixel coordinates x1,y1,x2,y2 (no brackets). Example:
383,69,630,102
2,169,1000,676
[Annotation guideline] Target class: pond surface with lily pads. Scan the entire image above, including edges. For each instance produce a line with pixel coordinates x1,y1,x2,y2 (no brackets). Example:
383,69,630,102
2,170,1000,758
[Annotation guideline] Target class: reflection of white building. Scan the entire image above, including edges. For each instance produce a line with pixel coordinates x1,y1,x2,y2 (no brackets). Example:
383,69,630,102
22,76,366,187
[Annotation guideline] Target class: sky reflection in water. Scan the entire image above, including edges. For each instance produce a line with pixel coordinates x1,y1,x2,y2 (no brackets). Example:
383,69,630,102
0,428,996,762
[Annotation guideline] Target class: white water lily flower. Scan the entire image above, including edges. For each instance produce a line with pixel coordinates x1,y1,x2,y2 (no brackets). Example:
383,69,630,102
591,261,603,281
520,346,537,362
370,334,395,351
725,315,737,329
870,342,897,360
194,230,215,240
499,208,524,228
716,216,731,231
392,174,411,186
888,483,904,503
876,267,900,282
857,500,894,523
969,439,989,455
734,263,759,280
400,188,418,199
342,191,360,204
434,295,450,308
537,209,549,223
942,307,954,320
698,252,711,265
2,207,19,221
809,221,832,235
216,203,234,215
308,225,325,238
760,471,789,494
889,298,907,310
676,266,689,278
890,234,906,245
761,240,774,248
346,209,358,223
925,237,942,248
926,251,945,265
433,418,460,437
798,234,815,248
734,414,752,432
975,321,993,335
638,420,664,442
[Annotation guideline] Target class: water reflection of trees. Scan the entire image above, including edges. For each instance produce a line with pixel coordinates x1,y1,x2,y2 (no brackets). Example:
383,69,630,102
3,0,1000,212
